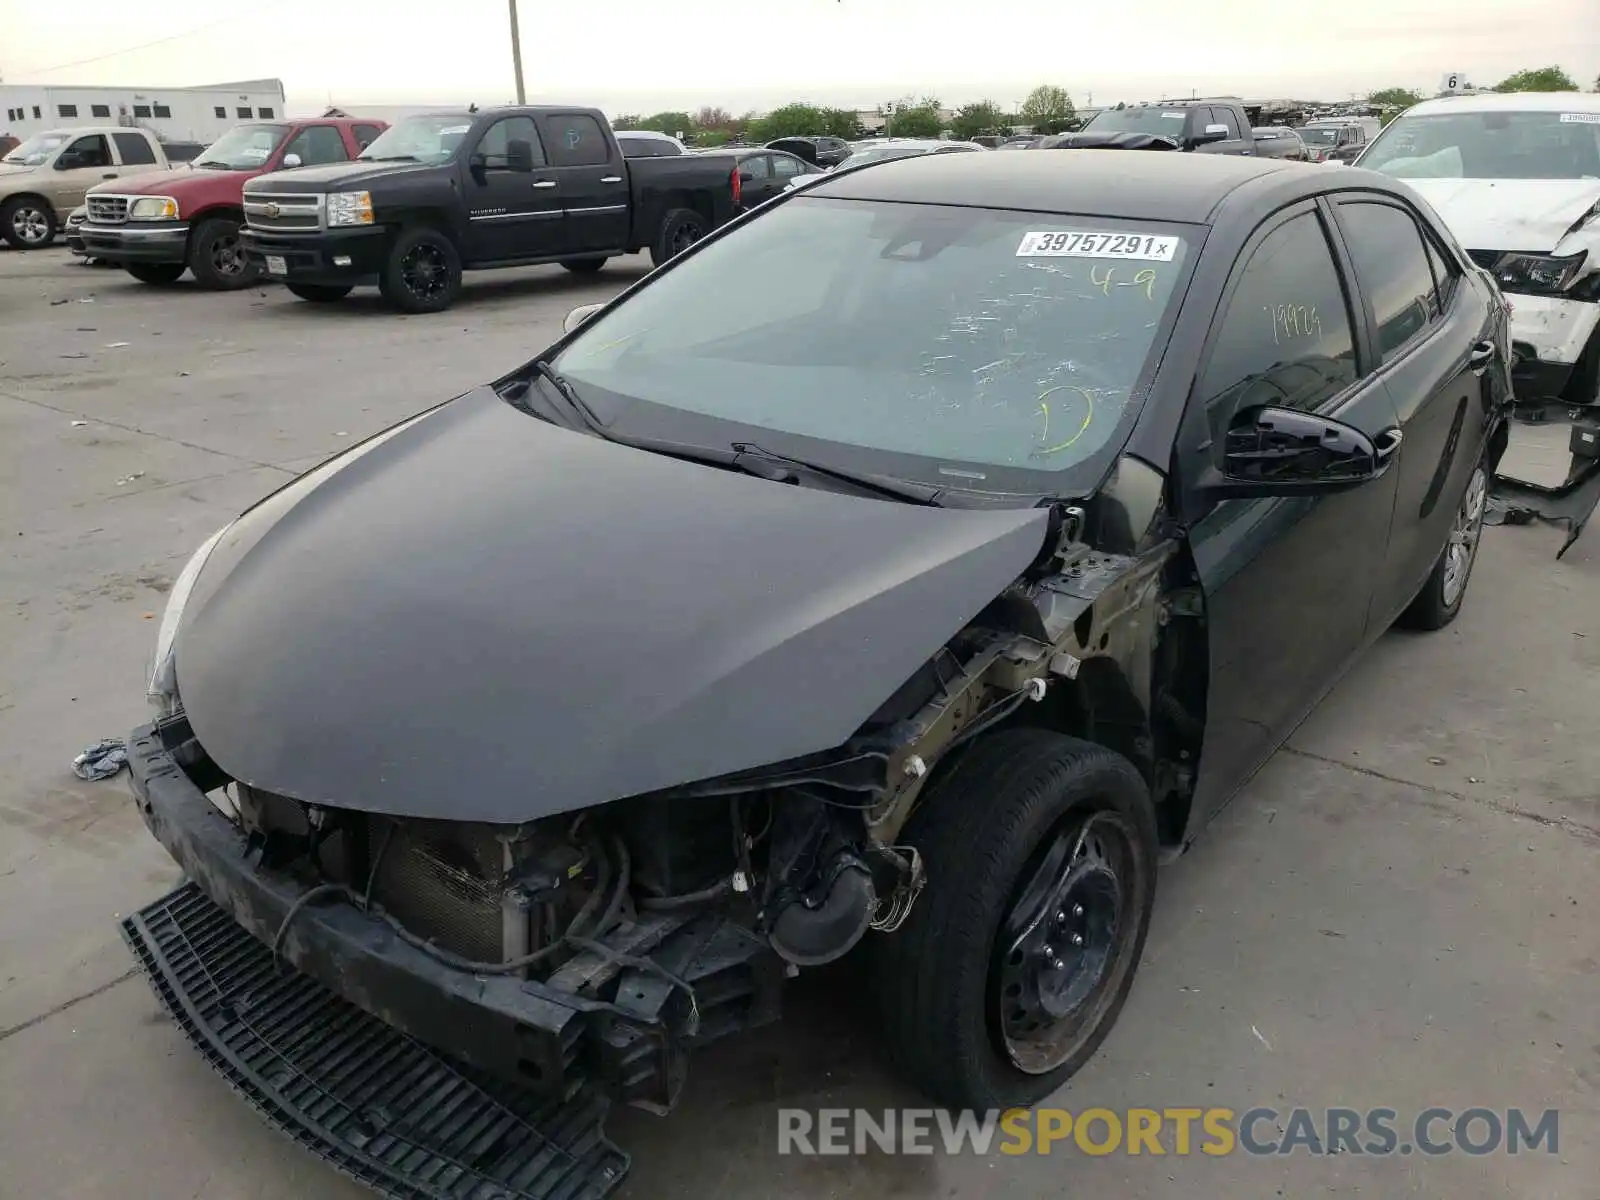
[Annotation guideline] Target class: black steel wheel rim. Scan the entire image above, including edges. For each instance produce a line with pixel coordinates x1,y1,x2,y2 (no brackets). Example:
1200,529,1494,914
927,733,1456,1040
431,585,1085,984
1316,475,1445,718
210,230,245,276
668,217,704,256
991,809,1138,1074
400,243,449,300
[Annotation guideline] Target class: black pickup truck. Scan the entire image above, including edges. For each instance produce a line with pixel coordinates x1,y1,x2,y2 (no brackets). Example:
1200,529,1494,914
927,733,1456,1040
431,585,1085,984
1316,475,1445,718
1052,100,1259,156
239,106,742,312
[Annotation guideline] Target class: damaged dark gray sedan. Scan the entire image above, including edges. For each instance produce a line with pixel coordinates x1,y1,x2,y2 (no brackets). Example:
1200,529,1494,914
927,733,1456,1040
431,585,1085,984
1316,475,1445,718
123,150,1512,1198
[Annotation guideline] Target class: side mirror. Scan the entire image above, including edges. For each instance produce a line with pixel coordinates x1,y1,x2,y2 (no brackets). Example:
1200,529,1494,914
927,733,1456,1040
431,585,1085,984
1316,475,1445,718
282,152,302,169
55,152,85,170
563,302,606,333
1198,406,1394,500
738,170,754,183
506,139,535,172
1190,124,1229,147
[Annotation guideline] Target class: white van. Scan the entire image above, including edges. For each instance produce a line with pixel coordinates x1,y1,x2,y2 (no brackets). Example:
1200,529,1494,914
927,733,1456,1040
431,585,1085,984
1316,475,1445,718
1355,91,1600,406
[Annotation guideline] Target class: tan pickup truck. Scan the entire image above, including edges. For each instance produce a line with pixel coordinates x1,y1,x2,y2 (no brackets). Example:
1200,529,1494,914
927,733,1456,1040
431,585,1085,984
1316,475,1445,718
1,126,174,249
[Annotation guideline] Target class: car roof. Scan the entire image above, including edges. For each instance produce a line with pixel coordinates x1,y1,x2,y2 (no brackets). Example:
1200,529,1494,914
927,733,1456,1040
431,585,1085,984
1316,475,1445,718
616,129,681,140
1402,91,1600,118
806,149,1308,223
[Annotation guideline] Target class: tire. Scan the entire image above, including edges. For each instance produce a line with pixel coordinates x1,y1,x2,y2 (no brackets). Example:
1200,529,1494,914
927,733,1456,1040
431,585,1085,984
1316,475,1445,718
872,727,1158,1111
2,195,57,249
378,227,462,313
649,208,707,268
561,257,609,274
1397,457,1489,631
187,216,261,289
125,262,187,286
285,283,353,303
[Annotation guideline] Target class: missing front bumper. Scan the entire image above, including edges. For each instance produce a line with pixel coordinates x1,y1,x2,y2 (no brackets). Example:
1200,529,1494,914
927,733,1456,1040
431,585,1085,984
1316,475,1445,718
122,881,630,1200
1488,406,1600,558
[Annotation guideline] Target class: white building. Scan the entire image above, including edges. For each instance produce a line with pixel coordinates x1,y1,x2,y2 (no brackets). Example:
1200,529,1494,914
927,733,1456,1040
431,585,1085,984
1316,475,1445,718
1,79,286,144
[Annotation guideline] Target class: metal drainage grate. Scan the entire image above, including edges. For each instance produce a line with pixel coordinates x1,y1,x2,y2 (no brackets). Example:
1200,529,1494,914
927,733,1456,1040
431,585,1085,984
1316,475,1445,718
121,882,629,1200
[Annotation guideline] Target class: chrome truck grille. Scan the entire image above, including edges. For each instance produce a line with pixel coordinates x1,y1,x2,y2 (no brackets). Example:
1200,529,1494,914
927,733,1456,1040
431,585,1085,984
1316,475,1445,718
243,192,322,231
86,195,129,224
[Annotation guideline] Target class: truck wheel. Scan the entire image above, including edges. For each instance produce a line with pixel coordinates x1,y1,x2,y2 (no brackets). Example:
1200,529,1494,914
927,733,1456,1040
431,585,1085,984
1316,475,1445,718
187,217,261,290
872,727,1158,1110
379,227,462,313
561,257,609,274
285,283,353,303
2,196,57,249
125,263,187,286
649,208,707,267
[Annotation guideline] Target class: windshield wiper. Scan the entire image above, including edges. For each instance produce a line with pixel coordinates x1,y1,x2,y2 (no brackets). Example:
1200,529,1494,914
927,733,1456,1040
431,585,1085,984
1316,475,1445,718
525,365,939,504
360,154,421,162
532,359,611,435
730,442,944,505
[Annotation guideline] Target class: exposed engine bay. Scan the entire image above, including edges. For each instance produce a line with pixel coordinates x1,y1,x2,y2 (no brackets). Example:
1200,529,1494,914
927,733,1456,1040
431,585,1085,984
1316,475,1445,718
147,493,1204,1117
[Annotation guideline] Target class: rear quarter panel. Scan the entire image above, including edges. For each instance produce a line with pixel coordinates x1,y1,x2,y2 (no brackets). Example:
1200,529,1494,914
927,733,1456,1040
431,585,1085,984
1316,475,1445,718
626,154,738,247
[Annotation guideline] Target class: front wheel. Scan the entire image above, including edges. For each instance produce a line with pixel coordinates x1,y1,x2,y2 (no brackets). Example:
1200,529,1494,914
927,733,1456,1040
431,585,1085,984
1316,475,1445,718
187,217,261,289
649,208,707,268
561,257,609,274
285,283,353,303
1397,460,1489,631
2,196,57,249
379,227,462,313
125,262,187,286
872,728,1158,1110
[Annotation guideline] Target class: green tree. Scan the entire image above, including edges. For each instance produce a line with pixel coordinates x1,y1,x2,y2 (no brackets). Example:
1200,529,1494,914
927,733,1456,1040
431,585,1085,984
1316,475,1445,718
885,96,943,138
1368,87,1423,109
1019,84,1076,135
951,100,1011,141
749,102,828,141
818,107,862,139
1493,66,1579,93
640,110,694,136
612,113,643,129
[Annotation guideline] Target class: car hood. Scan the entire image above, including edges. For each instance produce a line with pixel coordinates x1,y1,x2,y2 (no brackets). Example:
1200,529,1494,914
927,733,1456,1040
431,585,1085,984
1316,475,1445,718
245,159,435,193
93,164,250,196
175,387,1050,824
1398,178,1600,252
0,163,47,185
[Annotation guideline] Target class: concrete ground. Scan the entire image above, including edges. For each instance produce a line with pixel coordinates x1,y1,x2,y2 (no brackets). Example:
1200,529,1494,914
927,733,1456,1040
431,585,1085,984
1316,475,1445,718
1,244,1596,1199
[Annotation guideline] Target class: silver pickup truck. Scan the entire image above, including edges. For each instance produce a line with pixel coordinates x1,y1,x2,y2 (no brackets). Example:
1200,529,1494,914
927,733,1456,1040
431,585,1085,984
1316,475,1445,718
1,126,174,249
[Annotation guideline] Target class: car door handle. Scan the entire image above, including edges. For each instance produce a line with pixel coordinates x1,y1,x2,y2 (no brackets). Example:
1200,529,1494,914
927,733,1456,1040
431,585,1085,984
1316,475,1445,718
532,180,557,190
600,176,622,184
102,172,118,179
1467,340,1496,375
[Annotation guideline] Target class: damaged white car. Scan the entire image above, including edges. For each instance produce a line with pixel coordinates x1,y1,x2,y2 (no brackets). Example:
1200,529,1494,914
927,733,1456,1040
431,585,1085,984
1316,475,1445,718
1357,91,1600,408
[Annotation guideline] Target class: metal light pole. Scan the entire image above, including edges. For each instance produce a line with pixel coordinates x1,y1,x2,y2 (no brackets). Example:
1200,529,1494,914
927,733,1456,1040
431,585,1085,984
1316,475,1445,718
509,0,527,104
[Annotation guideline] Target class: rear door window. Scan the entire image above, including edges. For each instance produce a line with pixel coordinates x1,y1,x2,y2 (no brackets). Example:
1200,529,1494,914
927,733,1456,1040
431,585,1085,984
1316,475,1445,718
1334,200,1442,361
542,113,612,166
112,133,157,165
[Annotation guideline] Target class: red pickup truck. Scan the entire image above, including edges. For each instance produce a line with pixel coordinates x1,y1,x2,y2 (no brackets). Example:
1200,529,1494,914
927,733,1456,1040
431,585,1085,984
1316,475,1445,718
79,117,385,289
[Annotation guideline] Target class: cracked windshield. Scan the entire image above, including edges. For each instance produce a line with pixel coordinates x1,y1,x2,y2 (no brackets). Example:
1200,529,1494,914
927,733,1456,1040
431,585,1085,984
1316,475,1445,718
556,196,1190,483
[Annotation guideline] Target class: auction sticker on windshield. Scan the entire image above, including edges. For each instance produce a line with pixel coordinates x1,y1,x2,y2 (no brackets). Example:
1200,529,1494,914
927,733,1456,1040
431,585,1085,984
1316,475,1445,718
1016,231,1180,261
1558,112,1600,125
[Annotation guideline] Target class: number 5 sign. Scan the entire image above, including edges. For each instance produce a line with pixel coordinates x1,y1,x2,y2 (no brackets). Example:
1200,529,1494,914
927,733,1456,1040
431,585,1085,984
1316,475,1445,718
1440,72,1467,93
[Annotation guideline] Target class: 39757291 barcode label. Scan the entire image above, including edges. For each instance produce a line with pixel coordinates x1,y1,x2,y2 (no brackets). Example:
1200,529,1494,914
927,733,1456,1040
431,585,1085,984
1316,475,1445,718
1016,230,1181,261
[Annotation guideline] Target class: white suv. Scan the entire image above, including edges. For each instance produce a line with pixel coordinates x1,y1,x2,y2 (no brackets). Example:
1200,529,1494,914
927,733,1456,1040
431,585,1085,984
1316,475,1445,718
1355,90,1600,405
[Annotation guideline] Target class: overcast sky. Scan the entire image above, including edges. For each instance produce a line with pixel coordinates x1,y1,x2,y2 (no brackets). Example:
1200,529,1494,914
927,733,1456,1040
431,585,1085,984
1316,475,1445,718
6,0,1599,115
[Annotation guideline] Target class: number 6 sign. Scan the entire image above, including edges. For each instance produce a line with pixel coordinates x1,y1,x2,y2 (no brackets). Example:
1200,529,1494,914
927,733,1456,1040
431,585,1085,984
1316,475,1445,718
1440,72,1466,93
